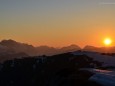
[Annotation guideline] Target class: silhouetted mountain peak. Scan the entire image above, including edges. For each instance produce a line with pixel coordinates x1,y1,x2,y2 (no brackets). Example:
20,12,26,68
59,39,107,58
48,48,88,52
84,45,98,50
61,44,81,50
38,45,54,49
2,39,115,62
0,39,33,48
69,44,81,48
0,39,19,46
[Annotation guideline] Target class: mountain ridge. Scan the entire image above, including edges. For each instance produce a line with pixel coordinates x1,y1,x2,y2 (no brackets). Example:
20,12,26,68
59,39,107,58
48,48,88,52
0,39,81,61
1,39,115,54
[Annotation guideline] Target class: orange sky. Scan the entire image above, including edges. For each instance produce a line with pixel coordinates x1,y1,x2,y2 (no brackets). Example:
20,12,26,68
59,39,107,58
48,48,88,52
0,0,115,47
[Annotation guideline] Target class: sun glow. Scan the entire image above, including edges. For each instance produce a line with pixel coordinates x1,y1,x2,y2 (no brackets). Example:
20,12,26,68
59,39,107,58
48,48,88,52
104,38,112,46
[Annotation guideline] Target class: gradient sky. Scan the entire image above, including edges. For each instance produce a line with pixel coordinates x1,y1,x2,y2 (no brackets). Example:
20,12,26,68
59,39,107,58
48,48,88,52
0,0,115,47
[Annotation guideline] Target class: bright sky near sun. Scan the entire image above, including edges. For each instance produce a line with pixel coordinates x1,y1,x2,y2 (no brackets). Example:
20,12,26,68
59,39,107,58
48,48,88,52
104,38,112,46
0,0,115,47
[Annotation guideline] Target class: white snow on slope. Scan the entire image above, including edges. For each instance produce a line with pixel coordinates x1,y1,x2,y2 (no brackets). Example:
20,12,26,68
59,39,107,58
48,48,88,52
80,68,115,86
72,51,115,67
72,51,115,85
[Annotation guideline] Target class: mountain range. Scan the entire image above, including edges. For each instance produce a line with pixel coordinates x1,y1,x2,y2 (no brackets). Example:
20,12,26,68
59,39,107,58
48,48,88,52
0,39,115,62
0,39,81,55
0,39,81,62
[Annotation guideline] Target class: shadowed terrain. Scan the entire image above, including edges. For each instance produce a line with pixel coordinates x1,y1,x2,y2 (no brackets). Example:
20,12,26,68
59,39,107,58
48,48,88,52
0,53,102,86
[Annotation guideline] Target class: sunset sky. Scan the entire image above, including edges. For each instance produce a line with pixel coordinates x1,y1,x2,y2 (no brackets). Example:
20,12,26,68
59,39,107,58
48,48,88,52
0,0,115,47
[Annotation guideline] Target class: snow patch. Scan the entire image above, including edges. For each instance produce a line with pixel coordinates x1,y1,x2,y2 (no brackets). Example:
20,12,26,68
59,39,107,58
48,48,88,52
80,68,115,86
72,51,115,67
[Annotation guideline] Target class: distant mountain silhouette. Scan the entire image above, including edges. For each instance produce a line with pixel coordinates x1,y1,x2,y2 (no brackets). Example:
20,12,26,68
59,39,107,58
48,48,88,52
1,39,115,62
0,44,9,53
60,44,81,52
0,39,37,56
36,44,81,55
0,39,81,61
83,45,102,52
83,45,115,53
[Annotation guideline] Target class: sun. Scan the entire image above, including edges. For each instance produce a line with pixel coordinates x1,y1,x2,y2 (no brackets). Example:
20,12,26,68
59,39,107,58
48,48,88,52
104,38,112,46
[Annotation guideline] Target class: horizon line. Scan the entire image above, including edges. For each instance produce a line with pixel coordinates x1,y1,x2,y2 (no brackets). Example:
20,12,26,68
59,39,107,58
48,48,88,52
0,39,114,49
